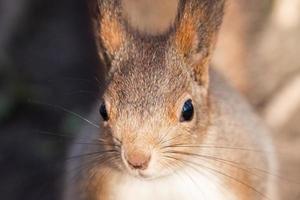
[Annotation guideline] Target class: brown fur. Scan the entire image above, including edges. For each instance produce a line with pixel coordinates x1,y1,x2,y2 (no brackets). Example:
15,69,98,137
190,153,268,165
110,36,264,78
91,0,127,71
98,14,124,55
173,0,224,86
63,1,278,200
174,11,198,56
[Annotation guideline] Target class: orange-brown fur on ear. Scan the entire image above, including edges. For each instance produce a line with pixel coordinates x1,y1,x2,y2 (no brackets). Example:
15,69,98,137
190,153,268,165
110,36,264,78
174,0,225,86
91,0,126,59
190,33,218,86
175,11,199,57
98,13,124,55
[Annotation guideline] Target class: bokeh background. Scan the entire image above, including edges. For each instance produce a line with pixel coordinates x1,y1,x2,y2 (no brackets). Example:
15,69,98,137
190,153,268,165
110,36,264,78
0,0,299,199
0,0,101,199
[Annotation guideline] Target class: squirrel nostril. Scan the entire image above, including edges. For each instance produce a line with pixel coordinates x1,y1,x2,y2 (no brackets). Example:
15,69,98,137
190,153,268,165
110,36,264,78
126,153,151,170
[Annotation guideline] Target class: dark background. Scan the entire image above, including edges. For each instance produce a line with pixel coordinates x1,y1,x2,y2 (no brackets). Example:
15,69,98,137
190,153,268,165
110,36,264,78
0,0,102,199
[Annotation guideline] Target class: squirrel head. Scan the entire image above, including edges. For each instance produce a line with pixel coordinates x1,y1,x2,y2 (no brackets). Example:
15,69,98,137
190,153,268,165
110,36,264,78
91,0,225,178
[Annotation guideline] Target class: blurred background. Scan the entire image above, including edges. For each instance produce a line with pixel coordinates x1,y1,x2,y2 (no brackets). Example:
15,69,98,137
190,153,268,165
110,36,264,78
0,0,101,199
0,0,299,199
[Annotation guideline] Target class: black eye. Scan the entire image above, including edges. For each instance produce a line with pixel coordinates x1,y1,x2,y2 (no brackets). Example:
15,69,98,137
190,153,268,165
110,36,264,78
99,103,109,121
180,99,194,122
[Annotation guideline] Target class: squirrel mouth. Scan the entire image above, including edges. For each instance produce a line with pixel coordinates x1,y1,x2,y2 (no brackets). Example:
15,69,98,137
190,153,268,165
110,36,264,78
137,171,152,179
125,168,153,180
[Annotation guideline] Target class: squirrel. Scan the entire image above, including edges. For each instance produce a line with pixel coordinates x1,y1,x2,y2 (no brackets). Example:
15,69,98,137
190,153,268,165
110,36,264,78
63,0,279,199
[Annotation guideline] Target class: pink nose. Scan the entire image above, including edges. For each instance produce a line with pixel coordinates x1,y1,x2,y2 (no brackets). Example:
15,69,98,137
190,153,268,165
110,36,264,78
126,152,151,170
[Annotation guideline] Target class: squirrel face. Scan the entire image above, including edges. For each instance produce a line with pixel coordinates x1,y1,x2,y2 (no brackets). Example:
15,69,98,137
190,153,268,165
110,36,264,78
99,39,210,178
91,0,225,179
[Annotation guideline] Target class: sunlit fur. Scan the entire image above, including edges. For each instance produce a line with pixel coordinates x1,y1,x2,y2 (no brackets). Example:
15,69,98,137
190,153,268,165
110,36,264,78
100,40,210,179
64,71,279,200
63,0,278,200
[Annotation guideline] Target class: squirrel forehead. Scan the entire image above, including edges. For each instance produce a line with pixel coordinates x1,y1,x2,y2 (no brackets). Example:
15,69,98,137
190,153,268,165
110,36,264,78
106,43,190,109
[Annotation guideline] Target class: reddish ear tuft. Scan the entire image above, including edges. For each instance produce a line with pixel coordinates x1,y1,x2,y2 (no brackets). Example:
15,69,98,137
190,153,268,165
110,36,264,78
175,10,200,57
89,0,126,64
173,0,225,87
97,12,125,55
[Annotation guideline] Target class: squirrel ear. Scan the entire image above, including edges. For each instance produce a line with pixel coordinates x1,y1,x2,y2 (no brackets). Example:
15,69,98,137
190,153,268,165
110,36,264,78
89,1,126,70
173,0,225,87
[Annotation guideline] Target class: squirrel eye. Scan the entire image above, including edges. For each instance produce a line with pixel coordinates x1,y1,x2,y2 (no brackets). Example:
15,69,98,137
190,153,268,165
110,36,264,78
99,102,109,121
180,99,194,122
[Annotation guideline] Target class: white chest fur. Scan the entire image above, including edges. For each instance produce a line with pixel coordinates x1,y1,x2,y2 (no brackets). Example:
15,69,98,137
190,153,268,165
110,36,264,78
108,168,237,200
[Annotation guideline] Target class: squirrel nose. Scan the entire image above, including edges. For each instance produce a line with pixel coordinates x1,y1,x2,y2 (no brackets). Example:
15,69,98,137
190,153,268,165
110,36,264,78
126,152,151,170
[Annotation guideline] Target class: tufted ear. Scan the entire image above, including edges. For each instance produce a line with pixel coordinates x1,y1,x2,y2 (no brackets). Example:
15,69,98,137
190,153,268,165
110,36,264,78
89,0,126,71
173,0,225,87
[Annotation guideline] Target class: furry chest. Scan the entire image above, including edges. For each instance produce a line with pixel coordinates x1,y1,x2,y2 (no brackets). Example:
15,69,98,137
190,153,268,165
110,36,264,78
106,169,237,200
